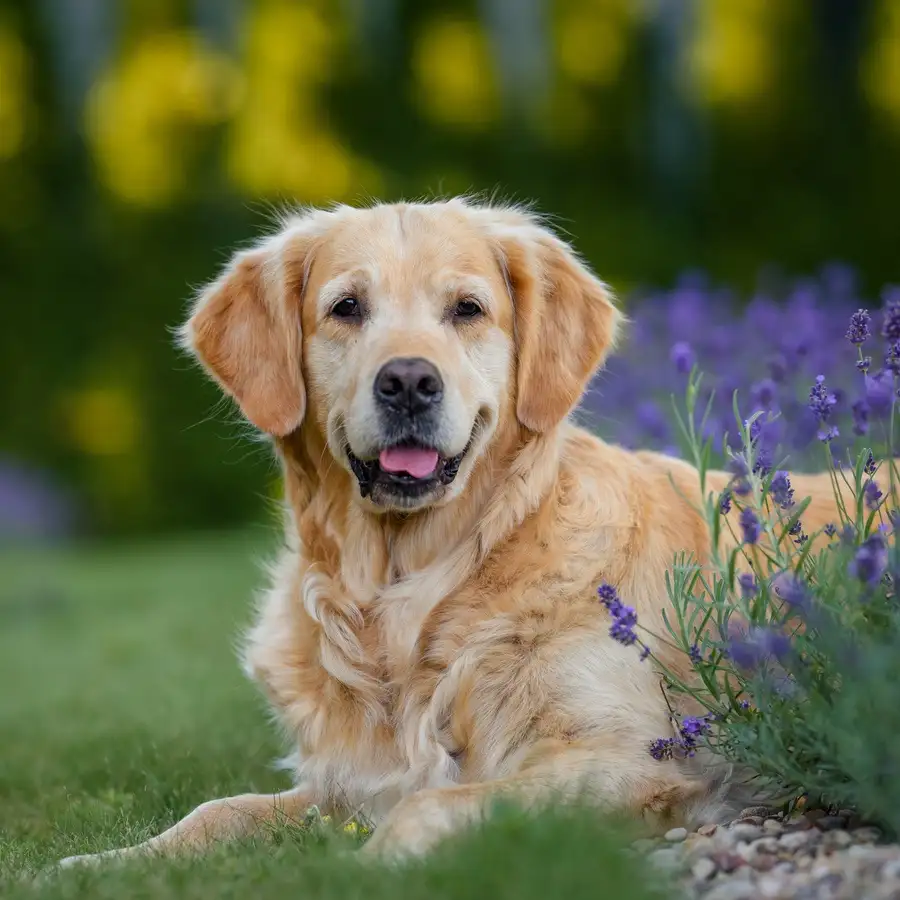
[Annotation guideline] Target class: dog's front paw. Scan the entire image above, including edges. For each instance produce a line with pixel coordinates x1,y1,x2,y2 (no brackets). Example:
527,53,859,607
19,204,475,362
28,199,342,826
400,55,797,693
55,848,130,869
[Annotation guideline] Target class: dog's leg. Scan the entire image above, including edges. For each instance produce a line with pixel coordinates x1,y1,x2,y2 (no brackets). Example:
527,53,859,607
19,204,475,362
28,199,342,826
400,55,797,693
361,743,712,860
58,786,317,868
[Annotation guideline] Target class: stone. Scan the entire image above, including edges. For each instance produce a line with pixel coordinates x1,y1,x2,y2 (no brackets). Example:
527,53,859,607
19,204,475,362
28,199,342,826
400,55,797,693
631,838,657,853
712,851,746,873
691,857,717,882
780,830,816,851
753,855,777,872
804,809,826,823
730,823,763,842
881,858,900,880
664,827,688,842
853,827,883,844
821,829,852,849
648,847,682,871
784,817,813,833
739,806,773,818
763,819,784,835
756,875,789,898
698,823,719,837
816,815,848,831
735,815,765,827
704,882,756,900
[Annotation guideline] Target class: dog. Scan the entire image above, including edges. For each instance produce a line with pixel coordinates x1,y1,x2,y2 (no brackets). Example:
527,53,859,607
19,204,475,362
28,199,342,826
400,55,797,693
60,198,844,866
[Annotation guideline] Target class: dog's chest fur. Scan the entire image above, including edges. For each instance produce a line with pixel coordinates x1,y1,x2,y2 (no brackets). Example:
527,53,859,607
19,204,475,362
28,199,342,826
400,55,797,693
240,486,628,819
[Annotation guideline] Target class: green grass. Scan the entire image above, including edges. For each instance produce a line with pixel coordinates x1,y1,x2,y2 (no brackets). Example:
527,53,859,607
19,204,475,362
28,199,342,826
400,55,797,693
0,530,666,899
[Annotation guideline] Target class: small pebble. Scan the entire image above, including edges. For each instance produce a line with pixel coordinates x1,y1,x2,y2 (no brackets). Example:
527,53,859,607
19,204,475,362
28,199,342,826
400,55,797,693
691,857,717,882
648,847,682,871
698,823,718,837
852,826,883,843
803,809,826,823
704,882,756,900
631,838,657,853
735,815,765,827
816,815,848,832
730,823,763,842
712,851,746,873
881,859,900,880
763,819,784,835
780,830,816,851
739,806,772,818
665,827,688,843
821,830,852,850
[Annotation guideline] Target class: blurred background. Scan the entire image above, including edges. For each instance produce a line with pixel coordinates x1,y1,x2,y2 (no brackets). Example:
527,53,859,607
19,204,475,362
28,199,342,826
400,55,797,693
2,0,900,541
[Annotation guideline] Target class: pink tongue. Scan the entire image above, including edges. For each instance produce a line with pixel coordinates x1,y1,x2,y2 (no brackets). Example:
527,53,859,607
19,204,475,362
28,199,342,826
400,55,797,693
379,447,439,479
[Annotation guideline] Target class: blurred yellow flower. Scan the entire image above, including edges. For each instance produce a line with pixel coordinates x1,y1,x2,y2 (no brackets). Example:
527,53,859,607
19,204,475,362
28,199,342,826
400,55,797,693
556,1,631,87
0,21,29,158
413,17,497,130
227,0,380,202
863,0,900,125
62,386,141,457
690,0,787,109
86,30,242,206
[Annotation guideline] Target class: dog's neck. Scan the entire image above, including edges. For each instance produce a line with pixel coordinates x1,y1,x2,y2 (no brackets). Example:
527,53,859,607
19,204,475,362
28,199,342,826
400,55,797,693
278,421,564,662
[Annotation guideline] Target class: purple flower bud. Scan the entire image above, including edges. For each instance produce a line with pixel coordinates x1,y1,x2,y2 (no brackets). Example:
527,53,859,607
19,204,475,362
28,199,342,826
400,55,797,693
849,534,888,587
740,507,761,544
670,341,695,375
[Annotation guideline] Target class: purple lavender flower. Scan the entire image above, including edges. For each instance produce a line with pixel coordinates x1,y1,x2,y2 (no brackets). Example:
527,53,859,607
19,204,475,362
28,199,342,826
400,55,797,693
857,357,872,373
688,644,703,665
679,718,709,757
886,342,900,375
864,451,877,476
728,626,792,670
864,479,883,510
751,379,778,410
769,471,794,509
824,523,837,538
865,369,894,419
649,737,677,761
846,308,871,345
720,489,732,515
728,457,752,496
597,583,621,613
609,605,639,646
670,341,695,374
809,375,837,422
882,288,900,342
740,507,761,544
598,583,642,647
738,573,758,598
849,533,888,587
852,399,870,437
772,572,809,612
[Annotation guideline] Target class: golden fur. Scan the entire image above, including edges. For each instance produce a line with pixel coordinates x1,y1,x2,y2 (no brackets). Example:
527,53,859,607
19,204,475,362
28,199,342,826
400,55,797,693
60,199,843,866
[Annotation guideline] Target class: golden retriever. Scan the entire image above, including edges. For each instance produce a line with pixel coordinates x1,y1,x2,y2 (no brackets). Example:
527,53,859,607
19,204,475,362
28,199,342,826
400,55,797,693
60,198,843,867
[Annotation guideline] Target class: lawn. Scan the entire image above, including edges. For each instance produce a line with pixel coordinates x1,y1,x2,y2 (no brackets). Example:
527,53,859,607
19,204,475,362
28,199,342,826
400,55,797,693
0,530,664,899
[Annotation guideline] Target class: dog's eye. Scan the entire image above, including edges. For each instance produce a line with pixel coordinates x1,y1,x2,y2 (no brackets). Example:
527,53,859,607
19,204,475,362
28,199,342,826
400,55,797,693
331,296,361,320
453,298,483,320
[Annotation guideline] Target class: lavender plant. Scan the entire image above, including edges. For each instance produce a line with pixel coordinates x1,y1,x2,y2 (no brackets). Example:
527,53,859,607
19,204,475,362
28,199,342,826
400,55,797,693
597,294,900,834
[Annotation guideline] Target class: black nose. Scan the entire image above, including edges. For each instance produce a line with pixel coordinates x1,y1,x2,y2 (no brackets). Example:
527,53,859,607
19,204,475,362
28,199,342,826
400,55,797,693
374,357,444,415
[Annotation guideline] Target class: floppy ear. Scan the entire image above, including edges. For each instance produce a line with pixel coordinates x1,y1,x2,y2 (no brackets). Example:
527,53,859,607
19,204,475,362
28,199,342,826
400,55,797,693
491,214,621,433
180,227,316,436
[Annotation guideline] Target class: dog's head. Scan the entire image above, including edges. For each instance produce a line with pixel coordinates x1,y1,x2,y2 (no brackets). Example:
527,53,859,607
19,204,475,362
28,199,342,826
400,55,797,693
181,200,619,513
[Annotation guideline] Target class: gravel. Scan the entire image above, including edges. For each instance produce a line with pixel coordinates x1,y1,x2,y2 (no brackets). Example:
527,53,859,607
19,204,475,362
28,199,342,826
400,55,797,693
634,805,900,899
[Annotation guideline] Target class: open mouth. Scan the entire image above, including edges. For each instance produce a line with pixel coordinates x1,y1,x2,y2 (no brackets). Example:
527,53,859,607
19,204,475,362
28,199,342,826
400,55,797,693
346,441,468,501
